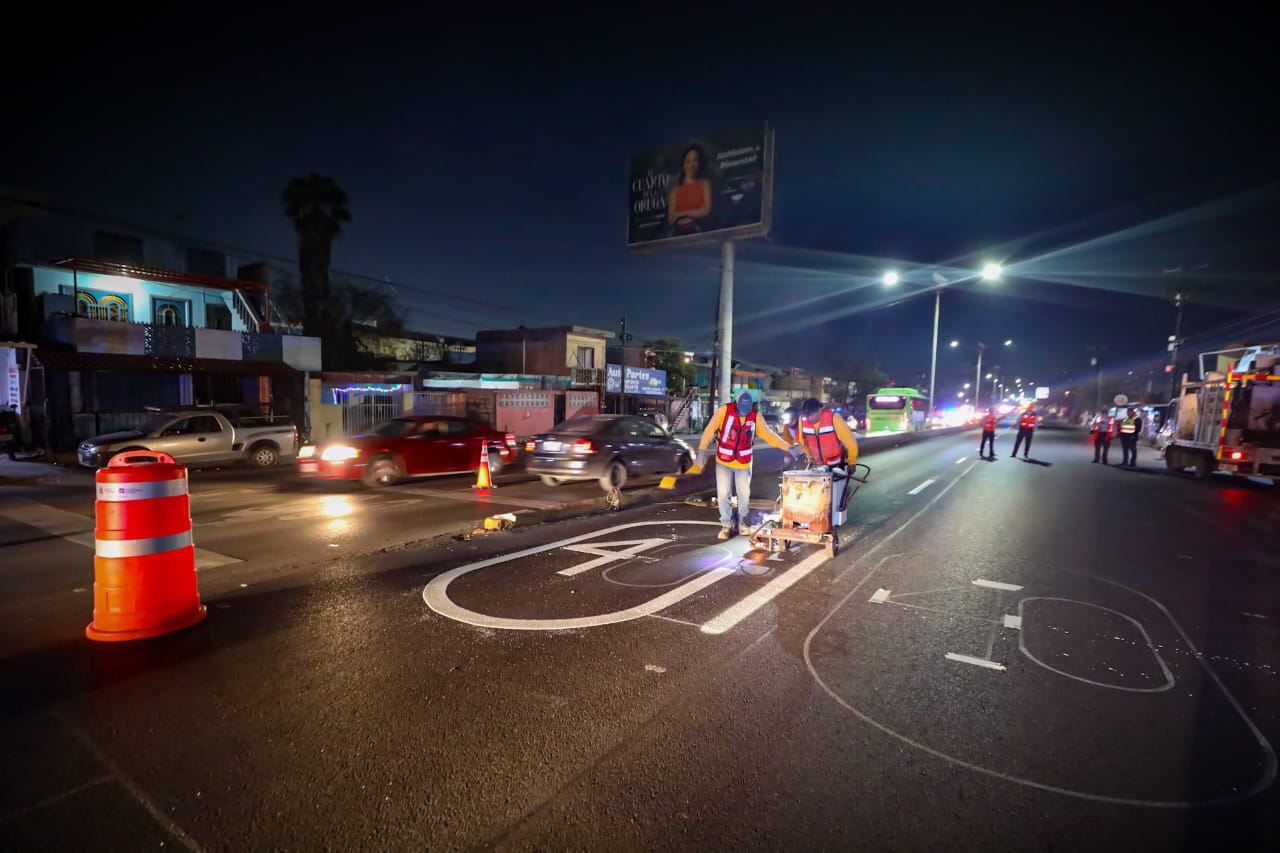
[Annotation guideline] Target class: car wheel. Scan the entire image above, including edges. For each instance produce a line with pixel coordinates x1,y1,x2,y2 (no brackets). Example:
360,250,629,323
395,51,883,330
363,457,401,487
540,475,564,486
248,442,279,467
487,449,504,476
599,459,627,491
1193,451,1213,481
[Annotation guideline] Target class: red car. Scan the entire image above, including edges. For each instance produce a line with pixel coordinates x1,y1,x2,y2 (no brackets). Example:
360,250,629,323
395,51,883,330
296,416,517,487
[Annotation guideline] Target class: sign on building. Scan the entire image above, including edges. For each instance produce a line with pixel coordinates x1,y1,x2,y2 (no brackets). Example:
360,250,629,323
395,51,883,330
605,365,668,397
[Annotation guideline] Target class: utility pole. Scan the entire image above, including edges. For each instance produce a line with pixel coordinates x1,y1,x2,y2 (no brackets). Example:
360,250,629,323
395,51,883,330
1168,292,1185,400
618,315,632,415
974,343,985,410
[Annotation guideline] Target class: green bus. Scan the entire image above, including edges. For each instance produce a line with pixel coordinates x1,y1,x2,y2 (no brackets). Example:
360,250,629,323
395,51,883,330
865,387,930,434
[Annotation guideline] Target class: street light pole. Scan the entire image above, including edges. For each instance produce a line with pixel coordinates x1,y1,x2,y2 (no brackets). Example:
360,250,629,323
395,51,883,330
974,343,985,409
928,290,940,425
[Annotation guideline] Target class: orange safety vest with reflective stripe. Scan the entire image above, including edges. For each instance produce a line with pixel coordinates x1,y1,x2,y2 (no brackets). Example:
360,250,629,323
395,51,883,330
1020,412,1037,430
716,407,757,465
981,414,996,431
800,409,845,465
1093,416,1116,439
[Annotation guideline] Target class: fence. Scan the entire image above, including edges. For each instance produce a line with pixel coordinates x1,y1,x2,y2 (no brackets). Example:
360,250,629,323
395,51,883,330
340,391,403,436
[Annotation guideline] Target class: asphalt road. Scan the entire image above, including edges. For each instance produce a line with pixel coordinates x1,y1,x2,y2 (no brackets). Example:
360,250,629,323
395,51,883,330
1,427,1277,851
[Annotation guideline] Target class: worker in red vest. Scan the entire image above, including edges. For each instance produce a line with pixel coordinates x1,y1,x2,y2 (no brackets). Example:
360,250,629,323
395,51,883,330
797,398,859,469
1011,406,1037,458
1091,411,1116,464
979,408,998,459
696,391,795,539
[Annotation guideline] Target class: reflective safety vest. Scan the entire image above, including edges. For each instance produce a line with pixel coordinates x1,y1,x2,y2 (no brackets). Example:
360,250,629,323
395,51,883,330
1020,412,1037,430
1119,417,1138,435
800,409,845,465
716,406,757,464
981,414,997,431
1094,416,1116,439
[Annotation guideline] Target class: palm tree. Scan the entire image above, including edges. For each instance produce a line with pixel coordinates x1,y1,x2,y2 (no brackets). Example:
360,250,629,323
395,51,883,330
282,174,351,338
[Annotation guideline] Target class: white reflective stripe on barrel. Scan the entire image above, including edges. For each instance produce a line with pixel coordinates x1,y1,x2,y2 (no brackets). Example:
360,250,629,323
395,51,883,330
95,479,188,502
94,530,194,559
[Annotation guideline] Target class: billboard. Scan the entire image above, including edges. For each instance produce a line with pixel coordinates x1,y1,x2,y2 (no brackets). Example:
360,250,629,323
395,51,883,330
1035,386,1050,400
606,365,668,397
627,126,773,249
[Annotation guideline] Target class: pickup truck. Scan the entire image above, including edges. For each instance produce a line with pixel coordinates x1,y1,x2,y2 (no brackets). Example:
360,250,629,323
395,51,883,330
77,411,299,469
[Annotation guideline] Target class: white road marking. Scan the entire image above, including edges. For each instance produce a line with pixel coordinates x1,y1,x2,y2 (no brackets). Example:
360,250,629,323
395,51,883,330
557,538,670,577
0,498,239,569
1003,614,1022,629
907,479,936,495
424,521,731,630
701,550,830,635
945,652,1006,671
1243,612,1267,620
973,578,1023,592
956,457,968,464
644,664,667,673
869,588,891,604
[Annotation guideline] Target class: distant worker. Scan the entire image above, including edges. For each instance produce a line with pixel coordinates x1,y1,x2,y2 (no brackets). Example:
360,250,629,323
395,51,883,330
979,408,997,459
1011,405,1037,459
780,405,801,445
797,398,859,469
697,391,795,540
1091,411,1116,464
1118,407,1143,468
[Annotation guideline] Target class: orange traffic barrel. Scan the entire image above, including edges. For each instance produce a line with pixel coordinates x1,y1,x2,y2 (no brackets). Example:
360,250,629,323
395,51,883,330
86,451,206,642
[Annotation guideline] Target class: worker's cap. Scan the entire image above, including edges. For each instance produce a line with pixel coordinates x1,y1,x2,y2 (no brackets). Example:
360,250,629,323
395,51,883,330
801,397,823,419
735,391,754,416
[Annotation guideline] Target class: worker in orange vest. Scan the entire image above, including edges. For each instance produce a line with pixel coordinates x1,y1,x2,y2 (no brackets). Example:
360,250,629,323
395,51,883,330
696,391,795,539
1011,406,1037,458
979,408,998,459
1091,412,1116,464
797,397,859,469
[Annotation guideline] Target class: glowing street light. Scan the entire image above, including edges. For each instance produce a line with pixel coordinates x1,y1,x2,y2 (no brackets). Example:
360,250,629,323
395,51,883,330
981,263,1003,281
949,340,959,348
1003,339,1013,347
963,383,971,389
985,373,993,379
882,271,900,286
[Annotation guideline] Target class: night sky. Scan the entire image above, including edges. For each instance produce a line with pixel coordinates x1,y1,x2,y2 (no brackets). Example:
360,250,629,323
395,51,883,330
4,8,1278,394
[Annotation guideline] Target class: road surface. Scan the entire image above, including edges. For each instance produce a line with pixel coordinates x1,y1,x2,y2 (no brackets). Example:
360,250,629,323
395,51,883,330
1,427,1276,851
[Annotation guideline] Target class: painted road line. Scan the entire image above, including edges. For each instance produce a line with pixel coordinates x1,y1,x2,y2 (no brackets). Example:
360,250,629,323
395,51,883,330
973,578,1023,592
956,457,968,464
869,588,891,604
945,652,1006,671
1003,614,1022,629
0,498,240,570
556,538,671,577
906,479,936,495
397,486,566,510
701,550,830,635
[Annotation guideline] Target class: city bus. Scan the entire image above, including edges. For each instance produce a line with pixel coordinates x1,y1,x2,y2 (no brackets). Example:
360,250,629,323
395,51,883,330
865,387,930,434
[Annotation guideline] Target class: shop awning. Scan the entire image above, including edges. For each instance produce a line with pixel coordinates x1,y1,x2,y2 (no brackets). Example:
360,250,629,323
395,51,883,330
34,348,298,377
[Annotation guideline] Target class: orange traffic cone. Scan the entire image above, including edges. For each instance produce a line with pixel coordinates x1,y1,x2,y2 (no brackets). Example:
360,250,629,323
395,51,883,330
472,442,493,490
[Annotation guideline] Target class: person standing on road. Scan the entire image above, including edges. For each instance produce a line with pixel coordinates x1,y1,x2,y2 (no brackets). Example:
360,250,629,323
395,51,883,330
797,397,859,469
1091,411,1116,464
979,408,997,459
696,391,795,540
1011,406,1037,458
1118,407,1143,468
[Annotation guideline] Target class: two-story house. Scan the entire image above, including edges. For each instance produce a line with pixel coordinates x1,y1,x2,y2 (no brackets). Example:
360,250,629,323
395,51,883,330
474,325,610,387
0,202,322,451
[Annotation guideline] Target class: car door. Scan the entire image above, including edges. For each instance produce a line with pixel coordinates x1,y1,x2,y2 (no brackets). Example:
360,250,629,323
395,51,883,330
443,420,482,472
617,417,662,475
193,415,236,462
151,417,203,462
400,421,447,475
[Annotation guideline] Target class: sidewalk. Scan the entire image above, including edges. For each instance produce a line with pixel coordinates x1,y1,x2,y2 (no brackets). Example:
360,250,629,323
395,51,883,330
0,455,93,487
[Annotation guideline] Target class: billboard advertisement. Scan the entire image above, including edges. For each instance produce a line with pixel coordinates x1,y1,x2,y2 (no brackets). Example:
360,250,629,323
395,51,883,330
1035,386,1050,400
627,126,773,249
606,365,668,397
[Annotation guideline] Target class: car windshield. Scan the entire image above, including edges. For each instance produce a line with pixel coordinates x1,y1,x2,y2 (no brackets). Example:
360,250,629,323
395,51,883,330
554,417,612,434
364,419,415,437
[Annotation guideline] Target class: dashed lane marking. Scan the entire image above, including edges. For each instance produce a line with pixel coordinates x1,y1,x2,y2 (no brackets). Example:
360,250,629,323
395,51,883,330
869,588,891,604
945,652,1006,671
701,550,831,635
907,479,936,495
973,578,1023,592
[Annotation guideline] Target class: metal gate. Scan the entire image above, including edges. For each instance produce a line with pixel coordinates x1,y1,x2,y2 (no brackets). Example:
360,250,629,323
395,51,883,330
342,391,402,436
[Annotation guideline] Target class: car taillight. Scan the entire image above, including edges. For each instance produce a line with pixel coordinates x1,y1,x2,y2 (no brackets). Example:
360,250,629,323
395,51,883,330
525,439,536,452
1230,450,1244,460
572,439,595,455
505,433,517,448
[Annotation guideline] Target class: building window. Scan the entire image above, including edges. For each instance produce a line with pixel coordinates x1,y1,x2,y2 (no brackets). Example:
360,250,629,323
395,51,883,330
76,292,98,317
99,295,130,322
206,301,233,330
576,346,595,369
93,231,144,265
153,297,189,327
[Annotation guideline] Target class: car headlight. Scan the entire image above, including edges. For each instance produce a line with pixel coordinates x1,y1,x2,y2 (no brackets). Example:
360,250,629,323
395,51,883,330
297,445,316,459
320,445,360,462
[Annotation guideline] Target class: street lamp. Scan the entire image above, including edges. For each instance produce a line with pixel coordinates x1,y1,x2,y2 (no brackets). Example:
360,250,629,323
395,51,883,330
982,263,1003,281
949,340,959,348
882,271,900,286
915,264,1005,430
1004,339,1013,347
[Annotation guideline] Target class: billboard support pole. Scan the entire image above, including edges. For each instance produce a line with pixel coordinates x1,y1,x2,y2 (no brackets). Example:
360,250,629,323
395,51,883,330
927,290,940,425
717,239,734,408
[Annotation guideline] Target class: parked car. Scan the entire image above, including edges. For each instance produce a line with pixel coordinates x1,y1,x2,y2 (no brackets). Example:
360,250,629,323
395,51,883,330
297,416,517,487
525,414,692,489
77,410,298,468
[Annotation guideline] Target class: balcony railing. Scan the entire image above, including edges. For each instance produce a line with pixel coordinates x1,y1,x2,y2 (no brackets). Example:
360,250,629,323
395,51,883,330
572,367,603,387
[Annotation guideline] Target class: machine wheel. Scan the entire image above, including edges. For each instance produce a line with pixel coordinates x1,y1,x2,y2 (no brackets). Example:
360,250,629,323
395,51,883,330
1193,452,1214,481
1164,449,1183,473
363,457,402,487
248,442,279,468
599,460,627,491
825,534,839,559
540,475,564,486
